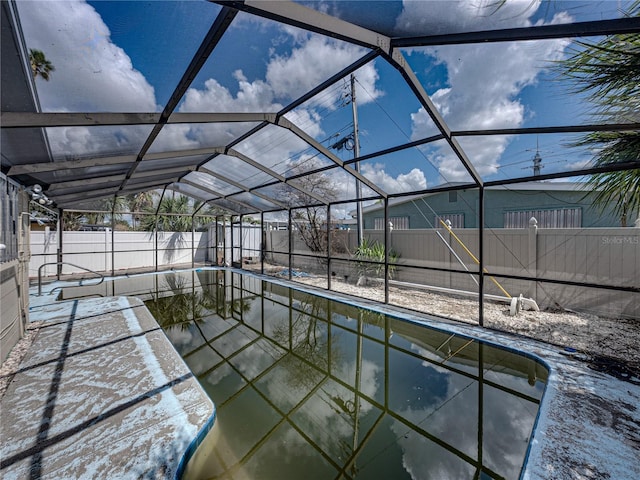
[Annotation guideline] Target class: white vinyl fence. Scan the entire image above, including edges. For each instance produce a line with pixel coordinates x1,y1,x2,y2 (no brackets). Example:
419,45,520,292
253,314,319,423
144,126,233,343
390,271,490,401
30,228,209,278
206,223,262,266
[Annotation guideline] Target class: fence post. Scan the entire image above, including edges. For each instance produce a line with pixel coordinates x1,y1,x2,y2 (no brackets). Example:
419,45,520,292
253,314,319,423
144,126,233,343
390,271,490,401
445,219,453,289
105,227,110,275
528,217,538,300
57,208,63,280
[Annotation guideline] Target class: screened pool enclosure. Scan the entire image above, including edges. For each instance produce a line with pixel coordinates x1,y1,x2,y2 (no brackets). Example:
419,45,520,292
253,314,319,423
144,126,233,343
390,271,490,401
2,1,639,337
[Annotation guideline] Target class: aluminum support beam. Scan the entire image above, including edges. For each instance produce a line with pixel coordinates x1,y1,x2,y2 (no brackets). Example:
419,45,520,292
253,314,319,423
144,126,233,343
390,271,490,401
8,154,137,175
11,121,636,176
182,178,257,212
198,165,287,209
453,123,640,137
218,0,391,52
0,112,161,128
388,49,483,186
0,112,277,128
120,6,238,191
392,17,640,48
168,112,276,124
276,117,388,198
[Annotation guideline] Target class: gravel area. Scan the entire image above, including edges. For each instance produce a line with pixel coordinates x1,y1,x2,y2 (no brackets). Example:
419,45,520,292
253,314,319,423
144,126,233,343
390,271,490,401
0,322,43,399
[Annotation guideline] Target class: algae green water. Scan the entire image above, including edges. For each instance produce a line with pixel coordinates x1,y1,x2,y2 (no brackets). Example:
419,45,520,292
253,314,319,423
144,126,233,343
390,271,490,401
142,269,546,480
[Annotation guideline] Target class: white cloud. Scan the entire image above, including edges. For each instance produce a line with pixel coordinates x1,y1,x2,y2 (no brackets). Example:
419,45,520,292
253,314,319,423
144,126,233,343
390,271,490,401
18,0,156,113
17,0,157,158
18,1,386,203
177,73,284,149
266,35,382,107
361,164,427,194
406,5,572,181
182,72,280,113
395,0,545,36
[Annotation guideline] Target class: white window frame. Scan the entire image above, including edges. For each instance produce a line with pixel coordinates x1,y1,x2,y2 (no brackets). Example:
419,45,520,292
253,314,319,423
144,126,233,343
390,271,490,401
435,213,464,228
504,207,582,228
374,216,409,230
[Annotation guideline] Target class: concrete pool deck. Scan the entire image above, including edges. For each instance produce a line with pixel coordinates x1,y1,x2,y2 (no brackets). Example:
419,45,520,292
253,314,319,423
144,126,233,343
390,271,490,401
1,269,638,479
0,287,214,479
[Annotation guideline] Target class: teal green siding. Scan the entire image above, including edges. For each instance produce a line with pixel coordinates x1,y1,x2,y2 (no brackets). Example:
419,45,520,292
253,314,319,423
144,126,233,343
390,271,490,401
365,187,622,228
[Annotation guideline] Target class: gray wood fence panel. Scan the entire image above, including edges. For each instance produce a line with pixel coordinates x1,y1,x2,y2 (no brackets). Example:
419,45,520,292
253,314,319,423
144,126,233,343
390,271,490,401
1,261,25,365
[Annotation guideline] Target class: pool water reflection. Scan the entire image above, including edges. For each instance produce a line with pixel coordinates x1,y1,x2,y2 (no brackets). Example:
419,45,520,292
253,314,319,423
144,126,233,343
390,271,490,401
142,269,547,480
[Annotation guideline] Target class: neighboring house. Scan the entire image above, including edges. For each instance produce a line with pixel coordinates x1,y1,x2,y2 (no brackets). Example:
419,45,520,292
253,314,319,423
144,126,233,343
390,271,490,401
362,182,623,229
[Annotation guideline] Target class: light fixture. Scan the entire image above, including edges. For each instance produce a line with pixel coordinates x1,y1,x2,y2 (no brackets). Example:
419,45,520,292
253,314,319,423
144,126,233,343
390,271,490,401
26,184,54,206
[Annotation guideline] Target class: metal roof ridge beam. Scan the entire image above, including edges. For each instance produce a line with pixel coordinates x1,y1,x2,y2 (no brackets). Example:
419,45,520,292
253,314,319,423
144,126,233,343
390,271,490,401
388,49,483,186
453,123,640,136
182,178,256,212
167,112,277,124
392,17,640,48
47,174,126,192
220,0,391,52
0,112,161,128
275,117,388,198
52,181,167,204
198,165,287,209
121,6,238,190
224,148,328,205
7,154,137,175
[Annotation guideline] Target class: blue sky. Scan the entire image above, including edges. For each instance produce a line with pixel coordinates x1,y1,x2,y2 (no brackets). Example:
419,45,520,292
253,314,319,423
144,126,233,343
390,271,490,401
17,0,633,207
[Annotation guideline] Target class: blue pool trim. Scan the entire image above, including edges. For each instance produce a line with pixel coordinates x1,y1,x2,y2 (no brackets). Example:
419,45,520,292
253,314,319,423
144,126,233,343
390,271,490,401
174,409,217,480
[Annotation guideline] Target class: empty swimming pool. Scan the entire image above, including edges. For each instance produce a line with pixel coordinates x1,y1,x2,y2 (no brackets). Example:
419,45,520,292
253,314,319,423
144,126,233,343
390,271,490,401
61,268,548,479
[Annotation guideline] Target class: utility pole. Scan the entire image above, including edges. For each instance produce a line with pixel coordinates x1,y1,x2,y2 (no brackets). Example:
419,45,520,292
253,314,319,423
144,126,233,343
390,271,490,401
351,74,363,247
531,137,542,176
532,150,542,176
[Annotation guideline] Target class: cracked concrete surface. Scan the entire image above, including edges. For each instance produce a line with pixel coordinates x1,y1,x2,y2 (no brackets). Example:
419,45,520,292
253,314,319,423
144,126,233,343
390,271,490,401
0,295,214,480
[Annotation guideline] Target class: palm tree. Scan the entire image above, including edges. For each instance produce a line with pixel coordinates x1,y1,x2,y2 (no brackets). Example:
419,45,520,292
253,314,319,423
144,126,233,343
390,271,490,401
83,196,128,227
557,3,640,226
140,193,192,232
126,191,158,230
29,49,55,81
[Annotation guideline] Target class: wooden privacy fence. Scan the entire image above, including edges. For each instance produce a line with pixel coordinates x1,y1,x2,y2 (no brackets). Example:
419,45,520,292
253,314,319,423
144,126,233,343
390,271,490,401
266,223,639,319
